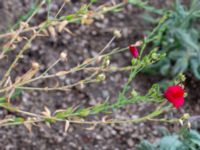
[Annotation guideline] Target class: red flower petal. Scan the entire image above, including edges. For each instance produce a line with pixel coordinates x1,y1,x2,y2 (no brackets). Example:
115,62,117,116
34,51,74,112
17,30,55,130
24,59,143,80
164,85,185,109
129,45,139,58
172,97,184,109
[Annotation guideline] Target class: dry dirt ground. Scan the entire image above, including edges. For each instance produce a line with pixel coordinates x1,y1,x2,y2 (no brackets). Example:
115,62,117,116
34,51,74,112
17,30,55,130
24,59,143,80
0,0,199,150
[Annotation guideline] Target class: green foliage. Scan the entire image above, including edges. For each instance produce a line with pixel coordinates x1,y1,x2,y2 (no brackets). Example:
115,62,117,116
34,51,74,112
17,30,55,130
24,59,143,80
11,1,38,30
0,88,22,103
143,0,200,79
60,4,90,22
10,117,25,124
51,49,167,121
55,107,75,119
137,129,200,150
0,0,184,127
90,0,97,3
128,0,164,15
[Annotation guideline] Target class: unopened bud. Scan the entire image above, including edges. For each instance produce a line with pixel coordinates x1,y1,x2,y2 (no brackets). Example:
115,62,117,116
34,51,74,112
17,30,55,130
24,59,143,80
183,113,190,119
102,7,108,12
179,74,186,82
113,29,121,38
32,62,40,70
60,52,67,61
103,56,110,67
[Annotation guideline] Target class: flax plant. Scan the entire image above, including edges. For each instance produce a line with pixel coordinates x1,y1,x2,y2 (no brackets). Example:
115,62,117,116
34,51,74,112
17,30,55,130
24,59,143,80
0,0,189,132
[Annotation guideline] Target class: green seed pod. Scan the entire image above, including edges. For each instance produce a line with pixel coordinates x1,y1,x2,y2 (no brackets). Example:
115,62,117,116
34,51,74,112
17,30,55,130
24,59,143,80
97,73,106,81
131,89,138,97
131,59,137,65
151,53,159,60
144,56,151,65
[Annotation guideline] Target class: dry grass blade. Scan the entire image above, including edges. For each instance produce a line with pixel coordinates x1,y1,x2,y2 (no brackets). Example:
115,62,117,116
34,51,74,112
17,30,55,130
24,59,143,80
48,26,57,40
64,120,70,133
63,28,76,36
14,62,40,84
58,21,68,33
85,123,97,130
24,118,33,133
41,106,51,118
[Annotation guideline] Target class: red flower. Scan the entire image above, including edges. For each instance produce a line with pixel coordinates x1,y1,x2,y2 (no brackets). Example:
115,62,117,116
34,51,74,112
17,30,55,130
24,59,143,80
129,45,139,58
164,85,185,109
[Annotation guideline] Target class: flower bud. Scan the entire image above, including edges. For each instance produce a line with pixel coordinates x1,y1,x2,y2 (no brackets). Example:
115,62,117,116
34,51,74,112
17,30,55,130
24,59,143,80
113,29,121,38
183,113,190,119
178,74,186,82
97,73,106,81
131,89,138,97
129,45,139,58
103,56,110,67
102,7,108,12
32,62,40,70
60,52,68,61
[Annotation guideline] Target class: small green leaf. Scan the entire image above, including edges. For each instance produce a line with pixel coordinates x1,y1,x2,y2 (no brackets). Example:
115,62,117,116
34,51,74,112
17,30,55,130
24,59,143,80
90,0,97,3
76,108,90,117
55,107,74,119
91,102,109,114
11,117,24,124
